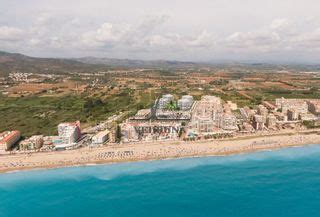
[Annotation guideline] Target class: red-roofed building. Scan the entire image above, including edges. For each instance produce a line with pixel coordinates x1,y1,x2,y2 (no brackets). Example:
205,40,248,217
0,131,21,152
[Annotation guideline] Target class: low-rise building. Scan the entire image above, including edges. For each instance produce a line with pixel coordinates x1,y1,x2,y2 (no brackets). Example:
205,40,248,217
262,101,277,110
121,121,182,142
299,113,319,121
19,135,44,151
130,109,151,120
0,131,21,152
274,111,288,122
193,118,216,133
226,101,238,111
92,130,110,145
241,122,255,132
276,98,308,114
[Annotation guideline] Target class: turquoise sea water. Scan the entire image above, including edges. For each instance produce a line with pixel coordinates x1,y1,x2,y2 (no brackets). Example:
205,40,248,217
1,145,320,217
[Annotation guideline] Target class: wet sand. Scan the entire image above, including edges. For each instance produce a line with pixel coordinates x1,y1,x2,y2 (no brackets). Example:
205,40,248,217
1,130,320,174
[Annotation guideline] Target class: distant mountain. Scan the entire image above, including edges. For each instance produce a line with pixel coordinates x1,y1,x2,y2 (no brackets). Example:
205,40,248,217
75,57,207,69
0,50,319,76
0,51,107,76
0,51,210,76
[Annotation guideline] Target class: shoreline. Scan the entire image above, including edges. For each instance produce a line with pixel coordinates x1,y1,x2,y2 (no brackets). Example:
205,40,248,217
1,130,320,174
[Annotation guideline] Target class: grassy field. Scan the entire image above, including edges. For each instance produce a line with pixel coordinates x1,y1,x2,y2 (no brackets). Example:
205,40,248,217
0,89,151,137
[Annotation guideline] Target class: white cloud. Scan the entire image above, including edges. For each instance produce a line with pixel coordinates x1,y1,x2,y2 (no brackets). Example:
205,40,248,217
1,0,320,62
226,30,281,52
79,15,216,56
223,17,320,56
136,15,169,36
148,34,180,47
0,26,24,41
95,23,128,43
291,28,320,49
270,18,291,30
188,30,215,47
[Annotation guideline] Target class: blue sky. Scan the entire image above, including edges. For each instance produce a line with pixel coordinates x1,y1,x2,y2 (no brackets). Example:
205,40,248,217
1,0,320,63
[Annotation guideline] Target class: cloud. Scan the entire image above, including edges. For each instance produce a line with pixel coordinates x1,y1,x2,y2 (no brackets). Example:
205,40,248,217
148,34,181,47
136,14,169,35
270,18,291,30
80,14,171,50
188,30,216,47
292,28,320,49
223,17,320,56
226,30,281,52
79,14,216,56
93,23,129,43
0,26,24,41
0,9,320,62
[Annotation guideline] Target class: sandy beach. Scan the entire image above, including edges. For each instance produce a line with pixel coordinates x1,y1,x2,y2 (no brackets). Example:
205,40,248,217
1,130,320,174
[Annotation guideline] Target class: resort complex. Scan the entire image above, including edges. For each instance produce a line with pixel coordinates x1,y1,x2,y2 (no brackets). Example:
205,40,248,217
1,49,320,174
1,94,320,155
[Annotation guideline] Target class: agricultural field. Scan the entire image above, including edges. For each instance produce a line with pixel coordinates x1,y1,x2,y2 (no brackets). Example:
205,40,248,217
0,67,319,137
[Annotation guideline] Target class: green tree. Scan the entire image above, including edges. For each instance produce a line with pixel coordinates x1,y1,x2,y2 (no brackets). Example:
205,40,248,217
115,125,122,143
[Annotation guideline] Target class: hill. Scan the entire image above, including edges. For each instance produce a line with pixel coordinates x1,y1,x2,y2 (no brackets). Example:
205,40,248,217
0,51,107,76
0,50,319,76
75,57,206,69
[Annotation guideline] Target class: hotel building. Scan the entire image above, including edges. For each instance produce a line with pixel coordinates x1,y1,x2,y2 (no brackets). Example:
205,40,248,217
157,94,174,109
58,121,81,144
191,96,224,133
0,131,21,152
178,95,194,111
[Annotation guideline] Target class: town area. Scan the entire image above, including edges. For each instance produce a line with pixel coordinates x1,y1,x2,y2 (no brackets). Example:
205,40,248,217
1,94,320,155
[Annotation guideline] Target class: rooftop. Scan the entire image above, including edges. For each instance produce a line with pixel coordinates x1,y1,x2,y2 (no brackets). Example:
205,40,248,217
0,131,20,144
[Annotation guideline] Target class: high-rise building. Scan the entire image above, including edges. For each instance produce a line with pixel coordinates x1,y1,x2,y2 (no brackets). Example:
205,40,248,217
254,115,265,130
287,109,299,121
219,113,238,131
191,95,223,133
306,100,320,116
258,105,268,117
266,114,277,128
157,94,174,109
178,95,194,110
58,121,81,144
240,106,255,121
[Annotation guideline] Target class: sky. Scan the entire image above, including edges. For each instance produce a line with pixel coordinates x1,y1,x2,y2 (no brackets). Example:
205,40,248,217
0,0,320,63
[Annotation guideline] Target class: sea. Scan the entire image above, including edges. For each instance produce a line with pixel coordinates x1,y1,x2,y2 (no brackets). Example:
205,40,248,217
1,145,320,217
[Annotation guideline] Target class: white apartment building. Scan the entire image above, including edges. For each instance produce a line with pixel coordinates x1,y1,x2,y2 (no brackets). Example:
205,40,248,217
58,121,81,144
178,95,194,111
92,130,110,145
